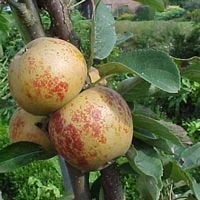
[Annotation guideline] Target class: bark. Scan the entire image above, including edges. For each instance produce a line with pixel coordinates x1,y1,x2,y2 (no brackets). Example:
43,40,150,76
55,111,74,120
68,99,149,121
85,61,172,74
43,0,72,41
7,0,45,42
101,164,125,200
66,162,91,200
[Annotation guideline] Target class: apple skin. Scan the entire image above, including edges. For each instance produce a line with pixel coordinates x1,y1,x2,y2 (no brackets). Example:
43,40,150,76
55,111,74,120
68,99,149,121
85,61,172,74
9,108,55,152
8,37,87,115
48,86,133,172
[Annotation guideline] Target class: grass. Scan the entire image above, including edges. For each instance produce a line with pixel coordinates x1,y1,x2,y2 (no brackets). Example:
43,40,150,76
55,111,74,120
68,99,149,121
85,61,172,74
115,20,193,52
115,20,193,35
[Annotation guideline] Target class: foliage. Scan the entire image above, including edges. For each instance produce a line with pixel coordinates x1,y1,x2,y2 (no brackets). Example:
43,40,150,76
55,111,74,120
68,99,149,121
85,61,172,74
170,24,200,58
135,5,156,21
183,119,200,143
70,10,90,58
187,9,200,23
0,27,24,121
0,120,9,149
117,13,135,21
182,0,200,12
0,158,64,200
155,6,185,20
134,0,165,12
116,20,192,52
140,78,200,124
113,6,133,18
121,174,141,200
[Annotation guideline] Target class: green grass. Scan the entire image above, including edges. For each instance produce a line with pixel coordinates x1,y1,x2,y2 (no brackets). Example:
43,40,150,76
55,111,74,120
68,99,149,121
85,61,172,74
115,20,193,35
115,20,193,52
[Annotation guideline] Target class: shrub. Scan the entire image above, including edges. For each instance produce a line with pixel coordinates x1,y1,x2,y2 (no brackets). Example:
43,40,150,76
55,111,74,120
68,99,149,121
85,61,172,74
182,0,200,11
117,13,135,21
187,9,200,23
115,20,193,52
113,6,133,18
135,5,155,21
170,24,200,58
155,6,186,20
183,119,200,143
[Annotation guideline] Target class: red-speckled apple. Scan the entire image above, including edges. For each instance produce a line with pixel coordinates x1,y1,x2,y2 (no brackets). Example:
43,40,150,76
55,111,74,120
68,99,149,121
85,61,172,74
8,37,87,115
9,108,55,152
48,86,133,171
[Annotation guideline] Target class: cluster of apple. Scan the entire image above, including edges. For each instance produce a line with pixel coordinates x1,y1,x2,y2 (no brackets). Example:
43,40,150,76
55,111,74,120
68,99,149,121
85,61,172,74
8,37,133,171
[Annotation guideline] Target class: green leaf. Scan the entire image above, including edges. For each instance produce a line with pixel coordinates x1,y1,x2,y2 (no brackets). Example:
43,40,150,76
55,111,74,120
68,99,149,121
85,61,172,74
127,145,163,183
134,0,165,11
133,104,158,119
114,49,181,93
137,174,162,200
93,1,117,59
118,162,135,174
97,62,133,77
188,175,200,200
133,114,184,146
0,142,52,173
176,57,200,83
134,130,177,154
168,161,200,200
117,77,151,101
180,142,200,170
0,14,10,38
116,32,133,45
168,161,188,182
127,145,163,200
161,121,192,145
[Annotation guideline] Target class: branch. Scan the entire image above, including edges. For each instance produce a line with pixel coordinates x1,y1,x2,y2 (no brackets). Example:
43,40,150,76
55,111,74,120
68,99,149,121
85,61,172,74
43,0,74,42
66,162,91,200
101,164,125,200
7,0,45,43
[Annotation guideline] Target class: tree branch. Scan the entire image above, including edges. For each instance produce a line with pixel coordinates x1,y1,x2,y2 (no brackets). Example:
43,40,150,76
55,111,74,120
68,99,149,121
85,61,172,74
42,0,72,42
7,0,45,43
66,162,91,200
101,164,125,200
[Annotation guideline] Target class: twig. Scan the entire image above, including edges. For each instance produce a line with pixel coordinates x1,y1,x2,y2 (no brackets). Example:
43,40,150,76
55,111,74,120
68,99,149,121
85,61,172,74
69,0,86,9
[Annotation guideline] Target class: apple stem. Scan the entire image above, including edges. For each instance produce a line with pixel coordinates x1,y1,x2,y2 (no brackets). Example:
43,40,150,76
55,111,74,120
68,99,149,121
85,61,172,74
66,162,91,200
101,164,125,200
